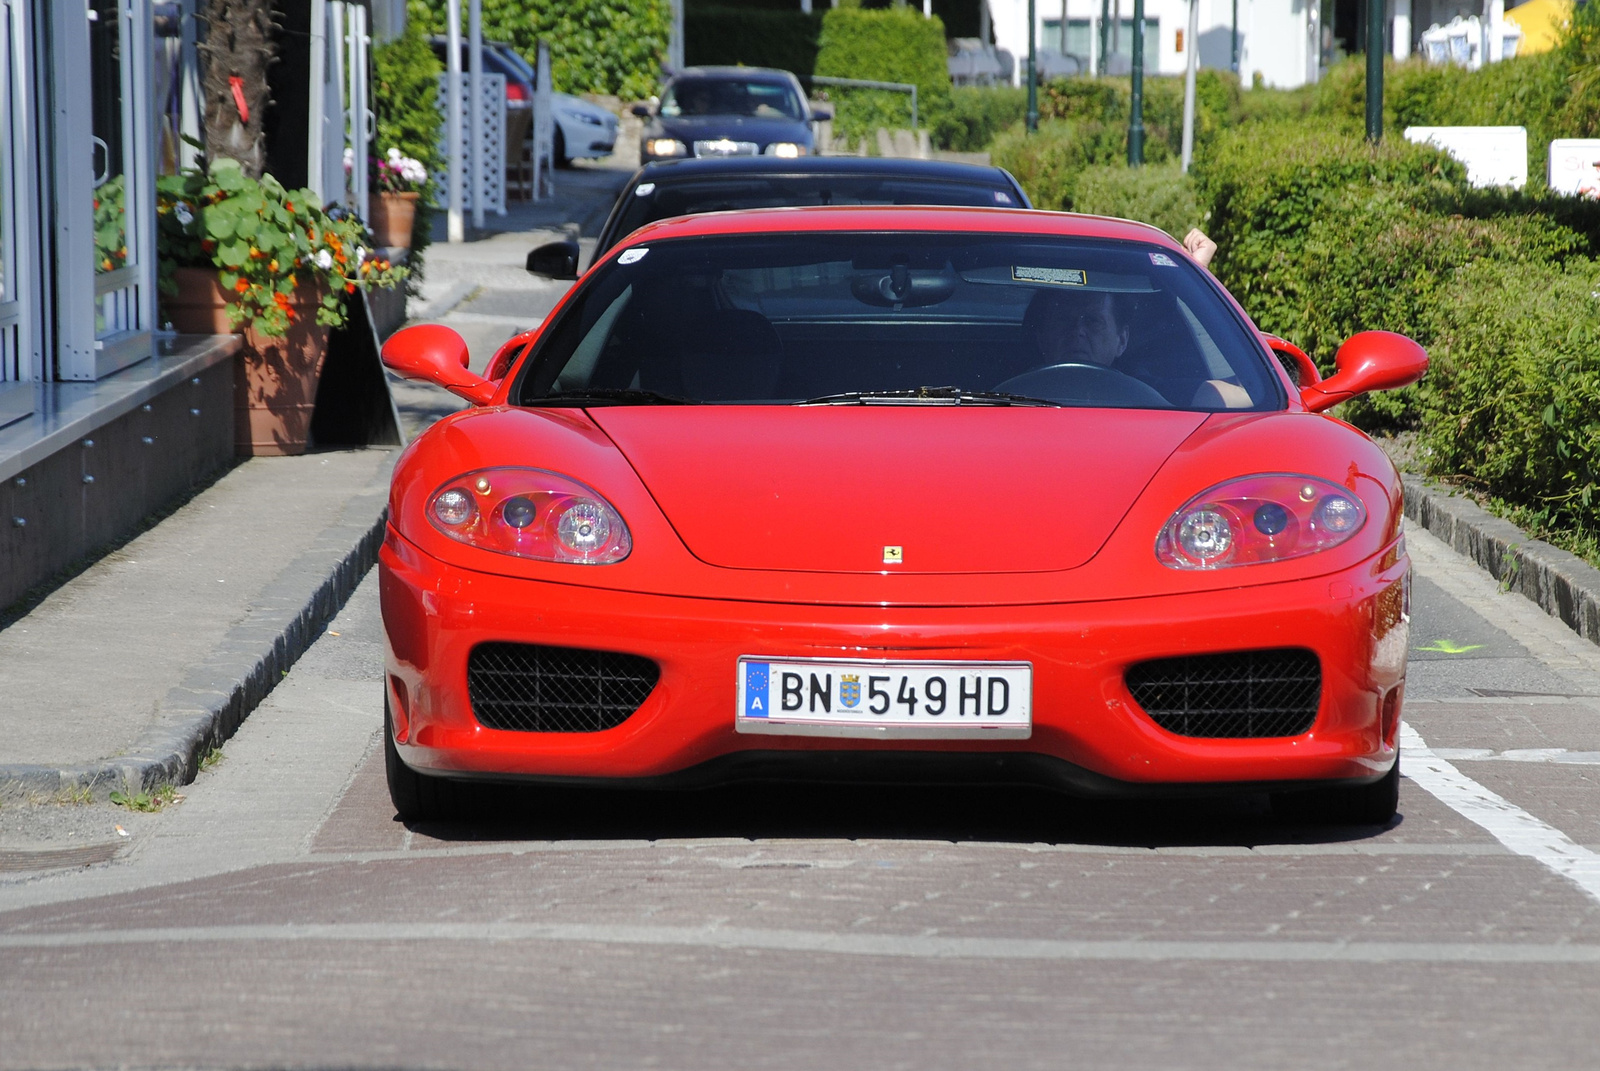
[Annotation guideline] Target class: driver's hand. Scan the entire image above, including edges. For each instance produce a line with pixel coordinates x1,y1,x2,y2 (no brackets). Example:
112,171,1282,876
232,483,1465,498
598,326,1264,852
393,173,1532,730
1183,229,1217,270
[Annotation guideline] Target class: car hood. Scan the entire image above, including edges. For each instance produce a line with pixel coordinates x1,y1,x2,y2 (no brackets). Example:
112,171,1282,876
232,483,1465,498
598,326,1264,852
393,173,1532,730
650,114,811,145
589,407,1206,574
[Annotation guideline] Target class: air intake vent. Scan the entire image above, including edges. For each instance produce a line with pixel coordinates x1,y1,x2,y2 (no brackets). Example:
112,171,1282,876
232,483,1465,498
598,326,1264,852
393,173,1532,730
1125,649,1321,738
468,643,660,733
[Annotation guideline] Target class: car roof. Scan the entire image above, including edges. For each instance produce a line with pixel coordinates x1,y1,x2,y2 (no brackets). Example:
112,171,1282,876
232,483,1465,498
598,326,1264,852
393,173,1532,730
669,66,798,84
617,204,1181,249
630,155,1019,185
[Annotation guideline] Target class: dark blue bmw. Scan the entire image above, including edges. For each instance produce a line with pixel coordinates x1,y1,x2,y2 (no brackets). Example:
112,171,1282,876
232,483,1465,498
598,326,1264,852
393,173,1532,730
633,67,830,163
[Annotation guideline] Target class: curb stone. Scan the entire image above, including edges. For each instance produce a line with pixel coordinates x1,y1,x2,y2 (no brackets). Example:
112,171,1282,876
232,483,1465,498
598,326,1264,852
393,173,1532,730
0,463,393,801
1403,473,1600,646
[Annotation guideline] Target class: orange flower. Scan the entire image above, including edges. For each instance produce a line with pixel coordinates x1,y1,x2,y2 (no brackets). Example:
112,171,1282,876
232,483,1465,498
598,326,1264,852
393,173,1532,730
345,282,356,293
234,278,249,293
201,239,215,252
284,202,294,212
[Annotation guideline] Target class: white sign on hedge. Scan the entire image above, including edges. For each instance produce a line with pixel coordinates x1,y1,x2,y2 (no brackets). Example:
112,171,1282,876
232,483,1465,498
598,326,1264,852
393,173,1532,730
1403,126,1527,189
1548,139,1600,199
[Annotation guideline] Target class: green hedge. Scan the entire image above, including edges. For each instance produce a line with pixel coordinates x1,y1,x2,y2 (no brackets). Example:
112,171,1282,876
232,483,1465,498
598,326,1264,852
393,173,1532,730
407,0,670,100
684,7,822,74
990,120,1122,209
1069,162,1202,241
813,7,950,139
933,85,1027,152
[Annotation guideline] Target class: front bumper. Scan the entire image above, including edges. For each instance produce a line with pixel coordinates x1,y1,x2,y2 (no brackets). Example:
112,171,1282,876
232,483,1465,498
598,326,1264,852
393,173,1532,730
381,527,1408,792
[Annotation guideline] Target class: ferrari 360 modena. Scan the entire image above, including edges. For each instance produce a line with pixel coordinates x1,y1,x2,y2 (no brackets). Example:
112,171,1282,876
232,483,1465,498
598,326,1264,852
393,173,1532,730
378,206,1426,824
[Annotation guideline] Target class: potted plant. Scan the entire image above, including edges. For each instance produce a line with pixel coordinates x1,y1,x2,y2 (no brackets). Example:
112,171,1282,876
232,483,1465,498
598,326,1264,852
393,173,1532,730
368,147,429,249
156,158,405,456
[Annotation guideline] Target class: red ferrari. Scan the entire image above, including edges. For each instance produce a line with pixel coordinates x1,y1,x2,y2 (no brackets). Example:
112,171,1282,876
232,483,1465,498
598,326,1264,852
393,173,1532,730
378,206,1426,825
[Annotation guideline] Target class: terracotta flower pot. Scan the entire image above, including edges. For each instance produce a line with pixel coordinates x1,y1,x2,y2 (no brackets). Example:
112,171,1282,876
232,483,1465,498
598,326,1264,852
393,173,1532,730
369,191,419,249
162,266,333,458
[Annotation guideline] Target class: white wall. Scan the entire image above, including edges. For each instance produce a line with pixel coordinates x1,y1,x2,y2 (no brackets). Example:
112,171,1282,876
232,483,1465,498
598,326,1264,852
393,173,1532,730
989,0,1319,89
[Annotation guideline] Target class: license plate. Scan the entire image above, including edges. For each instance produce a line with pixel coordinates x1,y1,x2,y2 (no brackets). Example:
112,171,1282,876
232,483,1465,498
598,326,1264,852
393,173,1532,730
736,657,1032,739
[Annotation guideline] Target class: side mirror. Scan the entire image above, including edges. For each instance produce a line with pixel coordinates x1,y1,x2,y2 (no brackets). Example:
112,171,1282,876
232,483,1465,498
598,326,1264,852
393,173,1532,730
526,239,579,280
810,105,833,122
1299,330,1428,414
630,102,651,118
380,323,496,406
1262,334,1320,390
486,326,541,382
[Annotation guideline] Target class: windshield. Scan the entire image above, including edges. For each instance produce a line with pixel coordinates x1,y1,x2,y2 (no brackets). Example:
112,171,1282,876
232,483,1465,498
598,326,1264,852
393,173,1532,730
660,79,805,120
607,177,1021,251
515,233,1282,412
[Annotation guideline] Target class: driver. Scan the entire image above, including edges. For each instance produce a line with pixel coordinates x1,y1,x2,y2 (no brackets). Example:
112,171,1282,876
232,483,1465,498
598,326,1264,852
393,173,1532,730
1023,288,1251,409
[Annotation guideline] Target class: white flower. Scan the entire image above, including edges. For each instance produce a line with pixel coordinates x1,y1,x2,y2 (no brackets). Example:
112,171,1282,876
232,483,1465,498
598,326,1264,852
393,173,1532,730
356,246,368,263
387,146,403,161
173,201,193,226
315,249,334,271
342,146,354,173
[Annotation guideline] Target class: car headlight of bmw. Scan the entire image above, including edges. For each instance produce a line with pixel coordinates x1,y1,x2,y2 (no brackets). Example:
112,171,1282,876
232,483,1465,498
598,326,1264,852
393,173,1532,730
1156,474,1366,569
646,138,687,157
428,468,632,564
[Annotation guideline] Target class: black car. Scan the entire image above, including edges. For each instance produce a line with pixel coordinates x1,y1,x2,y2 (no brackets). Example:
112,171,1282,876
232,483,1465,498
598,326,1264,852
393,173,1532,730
633,67,829,164
579,156,1032,270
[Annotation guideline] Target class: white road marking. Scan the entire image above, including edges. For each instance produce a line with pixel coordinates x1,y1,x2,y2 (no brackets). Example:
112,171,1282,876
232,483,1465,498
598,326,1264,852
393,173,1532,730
1431,748,1600,765
1403,722,1600,903
1,921,1599,963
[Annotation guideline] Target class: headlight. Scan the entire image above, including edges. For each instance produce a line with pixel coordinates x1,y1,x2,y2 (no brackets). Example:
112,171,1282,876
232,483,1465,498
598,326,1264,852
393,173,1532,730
1156,474,1366,569
763,142,805,158
427,468,632,564
646,138,687,157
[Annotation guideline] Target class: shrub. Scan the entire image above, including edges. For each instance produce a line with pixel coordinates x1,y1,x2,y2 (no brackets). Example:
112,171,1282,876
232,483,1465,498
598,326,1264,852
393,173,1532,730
990,119,1121,209
934,85,1027,152
814,7,950,139
407,0,671,101
1069,162,1202,240
1421,257,1600,537
684,6,822,74
1036,70,1238,164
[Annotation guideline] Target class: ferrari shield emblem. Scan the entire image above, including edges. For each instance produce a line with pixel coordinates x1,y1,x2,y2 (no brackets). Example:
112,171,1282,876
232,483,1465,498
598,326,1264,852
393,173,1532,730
839,674,861,709
883,545,903,564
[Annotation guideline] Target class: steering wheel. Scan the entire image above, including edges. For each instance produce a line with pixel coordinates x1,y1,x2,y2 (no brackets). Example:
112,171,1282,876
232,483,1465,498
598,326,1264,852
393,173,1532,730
994,362,1171,407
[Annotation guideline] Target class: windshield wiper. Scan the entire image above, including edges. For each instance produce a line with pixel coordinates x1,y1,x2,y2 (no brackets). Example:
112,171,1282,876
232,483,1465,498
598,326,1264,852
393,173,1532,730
796,386,1059,407
532,388,698,407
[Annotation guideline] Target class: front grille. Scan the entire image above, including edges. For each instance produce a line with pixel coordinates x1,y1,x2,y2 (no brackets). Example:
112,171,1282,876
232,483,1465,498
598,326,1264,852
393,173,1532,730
694,138,758,157
1125,649,1321,738
468,642,660,733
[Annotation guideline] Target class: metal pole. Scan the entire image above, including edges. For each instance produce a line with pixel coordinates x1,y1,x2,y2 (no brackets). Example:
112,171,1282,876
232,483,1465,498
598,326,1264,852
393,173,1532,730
1231,0,1239,73
445,0,463,241
469,0,483,231
1181,0,1198,173
1366,0,1383,142
1099,0,1110,75
1026,0,1038,131
1128,0,1144,165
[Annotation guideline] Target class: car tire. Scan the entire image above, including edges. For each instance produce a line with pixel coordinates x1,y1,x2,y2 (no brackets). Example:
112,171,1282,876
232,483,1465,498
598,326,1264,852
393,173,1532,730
384,696,464,823
1272,757,1400,826
553,127,571,168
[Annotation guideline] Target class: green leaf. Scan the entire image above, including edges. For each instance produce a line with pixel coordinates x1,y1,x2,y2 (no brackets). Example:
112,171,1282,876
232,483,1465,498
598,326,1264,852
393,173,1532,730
218,240,250,268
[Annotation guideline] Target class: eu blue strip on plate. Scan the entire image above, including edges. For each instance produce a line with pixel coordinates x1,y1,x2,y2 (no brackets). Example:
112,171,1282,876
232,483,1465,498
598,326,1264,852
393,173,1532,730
744,662,770,718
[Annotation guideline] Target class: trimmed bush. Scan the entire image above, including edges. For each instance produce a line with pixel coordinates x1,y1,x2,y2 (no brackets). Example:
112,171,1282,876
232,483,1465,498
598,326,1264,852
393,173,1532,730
407,0,671,100
1422,257,1600,536
814,7,950,139
990,120,1122,209
934,85,1027,152
684,7,822,74
1069,162,1202,240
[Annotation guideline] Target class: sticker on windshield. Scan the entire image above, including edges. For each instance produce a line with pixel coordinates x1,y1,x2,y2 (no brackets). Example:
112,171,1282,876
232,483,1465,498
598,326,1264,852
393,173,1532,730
994,190,1014,204
634,183,656,197
618,247,649,265
1149,252,1178,267
1012,266,1086,286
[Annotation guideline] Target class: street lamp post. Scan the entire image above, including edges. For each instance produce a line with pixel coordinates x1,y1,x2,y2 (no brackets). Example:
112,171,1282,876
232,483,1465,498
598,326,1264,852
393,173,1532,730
1128,0,1144,165
1099,0,1110,76
1232,0,1239,73
1026,0,1038,132
1367,0,1384,142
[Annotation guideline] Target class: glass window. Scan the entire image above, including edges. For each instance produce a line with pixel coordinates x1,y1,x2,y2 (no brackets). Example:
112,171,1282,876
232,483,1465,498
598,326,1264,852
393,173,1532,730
660,78,805,120
611,176,1019,247
518,233,1280,412
90,0,126,276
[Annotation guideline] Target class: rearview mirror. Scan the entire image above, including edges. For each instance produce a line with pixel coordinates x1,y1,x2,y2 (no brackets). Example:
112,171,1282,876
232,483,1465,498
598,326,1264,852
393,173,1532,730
810,106,833,122
630,102,651,117
1299,331,1428,414
380,324,496,406
526,239,580,280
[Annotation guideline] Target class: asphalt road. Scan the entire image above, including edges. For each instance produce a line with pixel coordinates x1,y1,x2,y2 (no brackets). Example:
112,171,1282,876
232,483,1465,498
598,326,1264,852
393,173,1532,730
2,520,1599,1070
